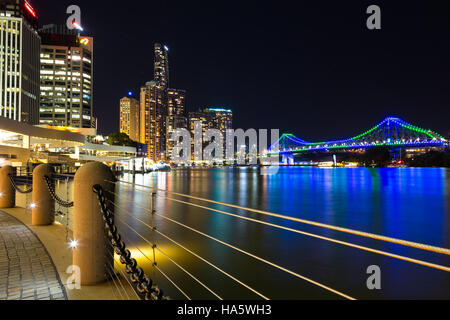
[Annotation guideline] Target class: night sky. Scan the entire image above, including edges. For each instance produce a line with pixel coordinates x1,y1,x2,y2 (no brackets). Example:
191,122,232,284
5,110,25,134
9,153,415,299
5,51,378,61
34,0,450,140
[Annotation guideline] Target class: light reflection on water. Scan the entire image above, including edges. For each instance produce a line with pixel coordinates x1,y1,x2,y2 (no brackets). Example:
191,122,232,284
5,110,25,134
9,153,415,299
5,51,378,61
53,167,450,299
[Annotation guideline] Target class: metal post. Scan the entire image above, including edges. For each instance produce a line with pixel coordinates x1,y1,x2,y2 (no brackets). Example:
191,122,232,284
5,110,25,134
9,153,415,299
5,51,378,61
73,162,114,285
32,164,55,226
0,166,15,208
151,192,157,266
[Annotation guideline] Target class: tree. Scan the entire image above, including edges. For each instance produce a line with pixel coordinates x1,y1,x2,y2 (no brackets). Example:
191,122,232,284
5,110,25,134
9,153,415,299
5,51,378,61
406,150,450,168
360,146,391,167
106,132,138,148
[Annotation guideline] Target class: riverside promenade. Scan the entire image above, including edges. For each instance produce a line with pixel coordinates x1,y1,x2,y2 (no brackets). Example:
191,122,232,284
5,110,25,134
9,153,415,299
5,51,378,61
0,195,134,300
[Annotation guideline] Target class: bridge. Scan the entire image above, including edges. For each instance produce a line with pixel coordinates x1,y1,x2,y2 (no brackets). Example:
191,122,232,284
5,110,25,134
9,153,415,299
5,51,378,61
268,117,448,163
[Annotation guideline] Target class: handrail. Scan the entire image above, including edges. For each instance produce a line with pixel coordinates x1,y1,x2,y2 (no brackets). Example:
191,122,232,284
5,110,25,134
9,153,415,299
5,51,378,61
114,213,219,300
112,180,450,256
116,229,192,300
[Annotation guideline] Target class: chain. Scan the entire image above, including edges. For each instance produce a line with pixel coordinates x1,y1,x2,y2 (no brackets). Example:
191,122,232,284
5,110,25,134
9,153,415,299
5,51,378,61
43,175,74,208
93,184,168,301
65,177,70,243
7,174,33,194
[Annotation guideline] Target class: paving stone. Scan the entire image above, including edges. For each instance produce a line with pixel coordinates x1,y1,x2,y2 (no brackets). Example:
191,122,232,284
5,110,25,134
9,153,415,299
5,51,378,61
0,211,67,301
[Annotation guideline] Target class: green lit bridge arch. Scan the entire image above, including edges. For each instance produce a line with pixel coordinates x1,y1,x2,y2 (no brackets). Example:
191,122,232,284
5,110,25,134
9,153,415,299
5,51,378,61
268,117,448,156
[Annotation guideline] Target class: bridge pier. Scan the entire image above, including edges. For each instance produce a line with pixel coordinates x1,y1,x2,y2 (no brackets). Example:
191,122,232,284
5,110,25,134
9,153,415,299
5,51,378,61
389,147,402,161
282,154,294,165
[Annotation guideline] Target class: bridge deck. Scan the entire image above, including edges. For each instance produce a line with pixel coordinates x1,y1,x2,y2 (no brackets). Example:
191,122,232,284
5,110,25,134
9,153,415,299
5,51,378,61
0,210,67,300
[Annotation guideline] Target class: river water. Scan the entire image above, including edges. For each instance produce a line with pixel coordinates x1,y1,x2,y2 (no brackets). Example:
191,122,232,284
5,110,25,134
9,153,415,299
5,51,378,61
103,167,449,300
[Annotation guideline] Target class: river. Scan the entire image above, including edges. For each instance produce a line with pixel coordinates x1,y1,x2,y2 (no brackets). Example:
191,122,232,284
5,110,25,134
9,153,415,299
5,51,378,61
99,167,449,300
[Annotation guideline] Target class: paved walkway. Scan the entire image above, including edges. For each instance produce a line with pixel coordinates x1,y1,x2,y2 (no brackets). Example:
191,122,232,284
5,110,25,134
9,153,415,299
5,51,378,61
0,210,67,300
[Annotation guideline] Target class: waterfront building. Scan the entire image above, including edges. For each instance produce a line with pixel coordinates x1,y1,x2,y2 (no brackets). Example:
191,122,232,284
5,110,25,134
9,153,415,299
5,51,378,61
166,88,186,159
120,96,139,142
187,108,233,162
188,108,233,138
0,0,40,124
138,43,190,162
154,43,169,89
38,24,93,128
140,81,166,162
204,108,233,137
188,109,214,138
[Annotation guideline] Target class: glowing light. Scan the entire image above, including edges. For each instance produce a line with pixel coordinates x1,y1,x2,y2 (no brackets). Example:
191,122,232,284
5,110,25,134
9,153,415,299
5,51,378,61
0,192,3,197
207,108,232,113
72,21,84,31
128,91,133,96
164,45,169,51
80,38,89,45
69,239,79,250
29,203,37,209
24,1,37,18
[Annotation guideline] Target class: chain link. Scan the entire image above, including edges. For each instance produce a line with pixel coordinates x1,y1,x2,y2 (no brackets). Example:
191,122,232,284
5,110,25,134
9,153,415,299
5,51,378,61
43,175,74,208
93,184,168,301
8,174,33,194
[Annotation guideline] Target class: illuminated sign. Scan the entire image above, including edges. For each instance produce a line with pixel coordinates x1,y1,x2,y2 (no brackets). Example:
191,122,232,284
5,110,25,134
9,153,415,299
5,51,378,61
79,38,90,46
24,1,37,18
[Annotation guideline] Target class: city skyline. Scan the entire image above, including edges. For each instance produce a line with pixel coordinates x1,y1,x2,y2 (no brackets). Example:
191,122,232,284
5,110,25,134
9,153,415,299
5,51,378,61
33,0,450,139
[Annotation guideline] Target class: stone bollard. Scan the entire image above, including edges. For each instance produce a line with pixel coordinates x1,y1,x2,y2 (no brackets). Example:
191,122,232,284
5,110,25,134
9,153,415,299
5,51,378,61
73,162,115,285
32,164,55,226
0,166,16,208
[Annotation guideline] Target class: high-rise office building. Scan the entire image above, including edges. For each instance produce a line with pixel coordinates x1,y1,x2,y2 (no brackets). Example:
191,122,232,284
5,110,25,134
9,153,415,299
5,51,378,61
188,108,233,161
139,43,190,162
204,108,233,137
120,96,139,142
166,88,186,159
154,43,169,89
38,24,93,128
188,108,233,137
139,43,171,162
140,81,165,161
188,109,214,138
0,0,40,124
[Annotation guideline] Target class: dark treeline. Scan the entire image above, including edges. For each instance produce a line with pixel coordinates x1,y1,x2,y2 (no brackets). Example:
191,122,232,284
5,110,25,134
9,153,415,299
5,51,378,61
406,150,450,168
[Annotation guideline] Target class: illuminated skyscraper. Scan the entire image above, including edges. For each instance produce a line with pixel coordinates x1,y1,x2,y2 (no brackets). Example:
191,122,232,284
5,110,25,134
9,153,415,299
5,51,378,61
166,88,186,159
188,108,233,161
120,96,139,142
139,43,189,162
0,0,40,124
204,108,233,137
140,81,165,161
38,24,93,128
188,108,233,138
154,43,169,89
